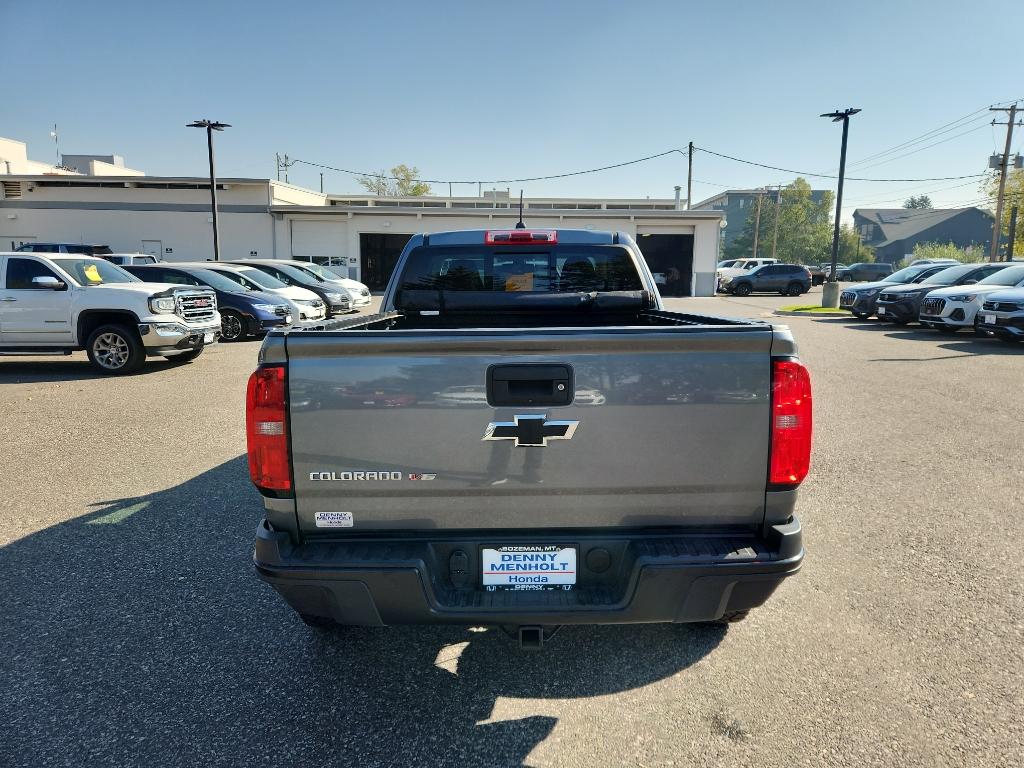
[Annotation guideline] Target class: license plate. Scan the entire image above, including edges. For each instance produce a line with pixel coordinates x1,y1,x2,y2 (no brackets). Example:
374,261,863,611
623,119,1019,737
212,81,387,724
203,332,215,343
877,306,886,315
983,314,995,324
482,546,576,591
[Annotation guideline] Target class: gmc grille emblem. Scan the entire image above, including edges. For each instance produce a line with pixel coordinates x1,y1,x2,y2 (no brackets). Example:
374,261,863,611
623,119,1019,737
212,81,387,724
482,414,579,447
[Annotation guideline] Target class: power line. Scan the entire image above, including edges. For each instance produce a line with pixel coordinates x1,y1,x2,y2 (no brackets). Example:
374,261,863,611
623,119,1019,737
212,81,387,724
844,178,983,207
290,139,987,195
292,148,688,186
850,124,988,172
837,98,1022,171
844,109,991,167
693,145,986,182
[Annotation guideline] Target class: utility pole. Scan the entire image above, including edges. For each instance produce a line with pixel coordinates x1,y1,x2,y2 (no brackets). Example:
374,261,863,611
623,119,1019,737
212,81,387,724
751,190,764,258
276,153,296,184
320,172,324,193
1008,205,1019,261
820,107,862,307
187,120,231,261
49,124,60,166
686,141,694,210
770,184,782,260
275,152,281,181
989,103,1020,262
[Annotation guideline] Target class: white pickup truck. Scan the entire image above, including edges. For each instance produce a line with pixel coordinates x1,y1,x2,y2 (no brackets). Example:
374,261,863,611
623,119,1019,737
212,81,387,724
0,252,221,374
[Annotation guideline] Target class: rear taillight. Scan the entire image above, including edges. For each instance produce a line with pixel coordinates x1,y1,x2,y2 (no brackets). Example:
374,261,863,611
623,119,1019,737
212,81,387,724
769,359,812,489
485,229,557,245
246,365,291,493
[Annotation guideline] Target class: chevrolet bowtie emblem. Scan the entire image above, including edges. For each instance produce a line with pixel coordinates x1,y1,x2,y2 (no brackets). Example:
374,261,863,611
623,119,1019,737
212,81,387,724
482,414,579,447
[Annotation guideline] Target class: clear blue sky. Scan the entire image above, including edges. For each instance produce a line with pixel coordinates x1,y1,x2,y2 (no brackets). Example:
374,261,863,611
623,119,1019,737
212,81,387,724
3,0,1021,219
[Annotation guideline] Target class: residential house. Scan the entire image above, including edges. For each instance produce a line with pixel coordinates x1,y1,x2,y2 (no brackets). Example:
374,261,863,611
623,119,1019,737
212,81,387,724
852,208,993,264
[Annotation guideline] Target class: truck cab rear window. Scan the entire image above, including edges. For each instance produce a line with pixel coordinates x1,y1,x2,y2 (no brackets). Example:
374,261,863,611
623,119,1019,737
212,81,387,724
397,246,643,294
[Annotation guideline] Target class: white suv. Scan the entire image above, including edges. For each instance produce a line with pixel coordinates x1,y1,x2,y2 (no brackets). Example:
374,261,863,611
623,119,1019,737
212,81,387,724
919,263,1024,333
0,252,220,374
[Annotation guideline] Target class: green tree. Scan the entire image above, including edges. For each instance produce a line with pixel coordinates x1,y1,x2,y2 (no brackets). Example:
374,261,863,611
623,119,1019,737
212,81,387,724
982,168,1024,259
903,195,933,209
356,164,432,196
837,224,874,263
724,178,835,264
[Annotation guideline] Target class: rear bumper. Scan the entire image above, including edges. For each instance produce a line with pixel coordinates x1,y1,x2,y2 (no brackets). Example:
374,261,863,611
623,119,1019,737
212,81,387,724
254,517,803,626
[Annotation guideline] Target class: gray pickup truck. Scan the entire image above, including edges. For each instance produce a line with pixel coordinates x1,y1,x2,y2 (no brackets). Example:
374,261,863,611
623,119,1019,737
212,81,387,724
247,228,810,648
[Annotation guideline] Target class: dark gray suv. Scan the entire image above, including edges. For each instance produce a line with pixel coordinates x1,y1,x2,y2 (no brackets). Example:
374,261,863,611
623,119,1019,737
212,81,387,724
836,262,894,282
723,264,811,296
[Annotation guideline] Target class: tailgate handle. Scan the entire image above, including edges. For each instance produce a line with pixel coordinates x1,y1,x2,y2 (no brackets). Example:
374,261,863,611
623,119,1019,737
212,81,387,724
487,364,573,407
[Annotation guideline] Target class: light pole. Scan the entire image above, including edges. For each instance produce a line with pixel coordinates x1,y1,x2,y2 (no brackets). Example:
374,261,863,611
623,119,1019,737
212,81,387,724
49,124,60,167
187,120,231,261
820,108,861,307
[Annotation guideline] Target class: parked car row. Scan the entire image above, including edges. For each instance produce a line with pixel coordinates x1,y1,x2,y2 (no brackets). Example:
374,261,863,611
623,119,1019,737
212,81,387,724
0,251,221,374
840,261,1024,342
122,259,371,341
0,250,374,374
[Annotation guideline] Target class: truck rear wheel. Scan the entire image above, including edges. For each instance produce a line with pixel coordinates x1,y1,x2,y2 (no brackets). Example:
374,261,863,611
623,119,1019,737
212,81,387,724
86,324,145,375
785,283,803,296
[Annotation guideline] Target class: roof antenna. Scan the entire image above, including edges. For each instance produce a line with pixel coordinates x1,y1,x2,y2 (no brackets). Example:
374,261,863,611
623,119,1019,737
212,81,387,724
515,189,526,228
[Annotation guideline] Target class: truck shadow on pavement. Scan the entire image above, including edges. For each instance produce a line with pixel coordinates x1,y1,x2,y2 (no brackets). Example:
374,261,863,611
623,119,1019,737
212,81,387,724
0,356,203,384
1,456,725,768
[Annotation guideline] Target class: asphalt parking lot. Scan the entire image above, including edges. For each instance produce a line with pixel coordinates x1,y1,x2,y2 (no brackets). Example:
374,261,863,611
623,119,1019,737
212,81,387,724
2,290,1022,768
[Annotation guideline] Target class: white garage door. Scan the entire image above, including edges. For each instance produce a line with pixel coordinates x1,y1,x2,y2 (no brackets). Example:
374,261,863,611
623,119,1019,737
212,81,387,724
291,221,347,263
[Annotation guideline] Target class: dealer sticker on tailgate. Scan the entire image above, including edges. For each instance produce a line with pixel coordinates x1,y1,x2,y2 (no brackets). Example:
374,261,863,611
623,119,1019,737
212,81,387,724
482,546,576,591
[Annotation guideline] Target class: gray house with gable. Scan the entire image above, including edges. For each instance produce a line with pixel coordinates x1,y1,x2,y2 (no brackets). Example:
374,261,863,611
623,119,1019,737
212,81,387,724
852,207,993,264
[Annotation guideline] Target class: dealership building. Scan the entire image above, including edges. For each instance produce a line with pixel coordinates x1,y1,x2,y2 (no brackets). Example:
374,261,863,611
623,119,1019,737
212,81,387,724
1,142,725,295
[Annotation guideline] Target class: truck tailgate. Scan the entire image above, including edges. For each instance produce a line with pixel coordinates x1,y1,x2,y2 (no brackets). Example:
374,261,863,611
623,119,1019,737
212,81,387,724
285,327,774,532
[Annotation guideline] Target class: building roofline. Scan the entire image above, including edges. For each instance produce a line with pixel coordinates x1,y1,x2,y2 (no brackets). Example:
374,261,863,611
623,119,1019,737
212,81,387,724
852,206,988,214
271,204,724,220
2,174,275,186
